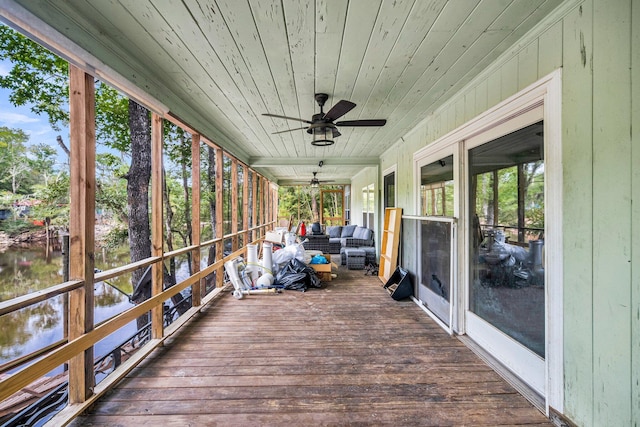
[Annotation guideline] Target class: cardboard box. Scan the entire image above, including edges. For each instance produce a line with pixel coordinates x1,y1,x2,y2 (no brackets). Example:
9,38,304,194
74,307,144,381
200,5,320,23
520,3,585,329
265,230,285,243
310,254,332,281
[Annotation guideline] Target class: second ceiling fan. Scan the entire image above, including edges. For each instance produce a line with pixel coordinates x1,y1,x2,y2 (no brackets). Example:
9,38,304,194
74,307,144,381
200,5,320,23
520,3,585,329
263,93,387,144
309,171,333,187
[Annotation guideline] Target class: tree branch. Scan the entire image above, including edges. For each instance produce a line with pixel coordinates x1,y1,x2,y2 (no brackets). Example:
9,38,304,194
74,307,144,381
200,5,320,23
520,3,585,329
56,135,70,157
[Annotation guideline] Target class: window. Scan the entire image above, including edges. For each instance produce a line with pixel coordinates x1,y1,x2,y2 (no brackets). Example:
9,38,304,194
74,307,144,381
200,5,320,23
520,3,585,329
420,155,454,216
362,183,374,228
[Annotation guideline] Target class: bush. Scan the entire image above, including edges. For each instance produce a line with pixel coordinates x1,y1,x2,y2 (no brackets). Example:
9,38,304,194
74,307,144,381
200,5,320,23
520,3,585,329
0,219,35,236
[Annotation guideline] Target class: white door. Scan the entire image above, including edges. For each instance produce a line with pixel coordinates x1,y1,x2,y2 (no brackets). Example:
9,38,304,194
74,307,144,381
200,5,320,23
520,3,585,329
464,105,546,396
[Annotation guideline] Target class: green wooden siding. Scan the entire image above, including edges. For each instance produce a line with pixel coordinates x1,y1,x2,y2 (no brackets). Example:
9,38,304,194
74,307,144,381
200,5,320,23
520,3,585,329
378,1,639,425
592,1,633,424
632,1,640,425
562,3,594,425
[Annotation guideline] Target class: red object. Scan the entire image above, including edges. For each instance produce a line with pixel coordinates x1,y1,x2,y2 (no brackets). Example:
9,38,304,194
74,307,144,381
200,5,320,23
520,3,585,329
299,221,306,236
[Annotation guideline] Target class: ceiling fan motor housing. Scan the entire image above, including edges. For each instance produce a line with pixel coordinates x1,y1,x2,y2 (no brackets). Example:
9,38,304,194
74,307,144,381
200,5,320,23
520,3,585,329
314,93,329,107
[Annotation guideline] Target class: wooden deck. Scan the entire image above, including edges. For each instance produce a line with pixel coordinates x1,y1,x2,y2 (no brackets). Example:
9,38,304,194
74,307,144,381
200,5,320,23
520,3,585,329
71,267,551,426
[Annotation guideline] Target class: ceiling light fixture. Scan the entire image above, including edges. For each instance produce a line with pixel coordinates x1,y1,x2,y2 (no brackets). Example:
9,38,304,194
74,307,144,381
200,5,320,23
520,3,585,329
310,123,336,146
310,171,320,188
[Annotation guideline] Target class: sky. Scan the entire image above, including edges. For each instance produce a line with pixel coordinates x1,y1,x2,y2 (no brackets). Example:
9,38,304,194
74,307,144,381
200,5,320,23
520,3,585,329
0,58,70,167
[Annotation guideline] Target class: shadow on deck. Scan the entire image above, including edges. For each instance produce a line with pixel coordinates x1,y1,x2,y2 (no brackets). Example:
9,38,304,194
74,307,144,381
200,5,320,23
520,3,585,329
71,266,551,426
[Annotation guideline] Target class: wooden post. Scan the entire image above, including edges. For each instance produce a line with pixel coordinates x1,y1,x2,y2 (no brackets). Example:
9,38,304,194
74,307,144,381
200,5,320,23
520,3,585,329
242,165,249,245
67,65,96,403
151,113,164,339
215,147,224,287
191,133,201,307
251,171,258,241
61,232,70,372
492,170,499,226
517,163,526,243
320,189,325,224
231,159,238,251
258,176,264,234
265,179,269,225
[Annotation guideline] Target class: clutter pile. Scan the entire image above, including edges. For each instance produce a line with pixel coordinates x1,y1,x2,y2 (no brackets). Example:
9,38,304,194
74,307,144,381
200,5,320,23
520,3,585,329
224,233,323,299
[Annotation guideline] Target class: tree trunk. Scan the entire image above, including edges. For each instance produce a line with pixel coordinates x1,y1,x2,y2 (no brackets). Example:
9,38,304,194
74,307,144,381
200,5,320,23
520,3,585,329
125,100,152,329
207,146,217,290
181,156,192,274
163,167,176,282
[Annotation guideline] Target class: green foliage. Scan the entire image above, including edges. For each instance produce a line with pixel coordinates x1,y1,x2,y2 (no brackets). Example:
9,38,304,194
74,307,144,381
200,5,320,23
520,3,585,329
164,123,191,167
95,84,130,152
278,186,314,224
0,126,30,194
95,153,129,225
0,218,36,236
473,160,545,241
102,226,129,249
0,24,138,235
30,173,69,226
0,25,69,130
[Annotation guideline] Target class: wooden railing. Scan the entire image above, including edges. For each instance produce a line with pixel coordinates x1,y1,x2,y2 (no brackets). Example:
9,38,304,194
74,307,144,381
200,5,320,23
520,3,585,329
0,64,280,425
0,222,275,423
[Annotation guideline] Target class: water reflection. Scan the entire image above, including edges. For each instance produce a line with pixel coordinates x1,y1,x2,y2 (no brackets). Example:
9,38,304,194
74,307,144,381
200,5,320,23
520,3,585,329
0,246,136,369
0,248,63,301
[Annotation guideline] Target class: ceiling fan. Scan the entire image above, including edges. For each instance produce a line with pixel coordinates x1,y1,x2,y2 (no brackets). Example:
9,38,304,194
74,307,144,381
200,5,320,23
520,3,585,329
309,171,333,188
263,93,387,145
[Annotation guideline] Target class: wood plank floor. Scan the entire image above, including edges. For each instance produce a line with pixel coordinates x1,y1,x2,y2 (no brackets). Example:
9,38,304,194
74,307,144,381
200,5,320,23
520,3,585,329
71,266,551,426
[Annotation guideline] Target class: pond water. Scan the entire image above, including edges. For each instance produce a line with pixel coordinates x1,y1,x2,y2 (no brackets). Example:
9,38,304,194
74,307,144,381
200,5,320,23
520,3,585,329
0,245,138,373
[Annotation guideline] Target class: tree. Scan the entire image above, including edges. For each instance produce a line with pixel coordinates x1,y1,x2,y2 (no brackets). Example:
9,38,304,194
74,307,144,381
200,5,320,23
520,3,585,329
95,153,129,226
125,100,152,294
0,25,158,325
29,144,58,187
278,186,313,224
0,26,69,130
1,25,155,316
0,126,30,194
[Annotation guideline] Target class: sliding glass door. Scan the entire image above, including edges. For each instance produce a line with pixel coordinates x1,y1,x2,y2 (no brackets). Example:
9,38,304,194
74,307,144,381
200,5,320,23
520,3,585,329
465,106,546,395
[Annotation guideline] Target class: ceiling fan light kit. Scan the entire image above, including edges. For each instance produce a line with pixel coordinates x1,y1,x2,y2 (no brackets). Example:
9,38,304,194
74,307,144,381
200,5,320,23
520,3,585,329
311,125,335,146
262,93,387,146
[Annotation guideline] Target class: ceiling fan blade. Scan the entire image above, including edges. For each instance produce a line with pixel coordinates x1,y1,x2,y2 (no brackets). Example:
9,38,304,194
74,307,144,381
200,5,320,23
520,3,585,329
271,126,308,135
323,100,356,121
331,128,342,138
335,119,387,127
262,113,312,124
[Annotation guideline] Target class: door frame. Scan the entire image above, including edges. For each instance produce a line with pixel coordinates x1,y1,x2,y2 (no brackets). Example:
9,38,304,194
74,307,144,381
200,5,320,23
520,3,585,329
464,104,546,396
411,69,563,414
320,188,344,225
382,165,397,209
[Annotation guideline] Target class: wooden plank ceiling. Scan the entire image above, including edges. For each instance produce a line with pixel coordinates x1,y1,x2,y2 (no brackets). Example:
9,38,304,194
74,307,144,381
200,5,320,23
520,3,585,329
9,0,562,184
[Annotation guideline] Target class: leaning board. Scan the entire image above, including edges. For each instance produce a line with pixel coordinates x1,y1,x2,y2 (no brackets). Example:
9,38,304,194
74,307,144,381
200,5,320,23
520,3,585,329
378,208,402,283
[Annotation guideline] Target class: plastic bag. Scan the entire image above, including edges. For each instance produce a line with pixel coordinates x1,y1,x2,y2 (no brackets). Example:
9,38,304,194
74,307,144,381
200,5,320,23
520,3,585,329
275,258,321,291
310,254,329,264
272,248,294,266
